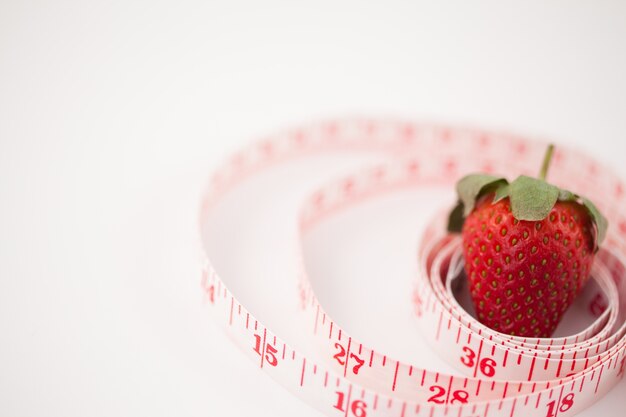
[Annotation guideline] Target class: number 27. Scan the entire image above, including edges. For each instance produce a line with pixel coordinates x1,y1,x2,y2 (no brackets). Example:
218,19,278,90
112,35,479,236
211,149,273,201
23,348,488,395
333,343,365,374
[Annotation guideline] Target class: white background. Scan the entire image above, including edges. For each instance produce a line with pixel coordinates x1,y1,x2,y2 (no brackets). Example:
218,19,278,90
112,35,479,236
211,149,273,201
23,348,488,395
1,1,626,416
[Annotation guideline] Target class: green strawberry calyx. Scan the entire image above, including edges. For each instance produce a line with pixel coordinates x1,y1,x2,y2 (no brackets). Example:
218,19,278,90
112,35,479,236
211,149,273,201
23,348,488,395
447,144,608,251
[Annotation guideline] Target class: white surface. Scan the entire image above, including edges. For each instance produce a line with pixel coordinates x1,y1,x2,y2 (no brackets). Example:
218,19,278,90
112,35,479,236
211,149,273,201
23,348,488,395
1,1,626,416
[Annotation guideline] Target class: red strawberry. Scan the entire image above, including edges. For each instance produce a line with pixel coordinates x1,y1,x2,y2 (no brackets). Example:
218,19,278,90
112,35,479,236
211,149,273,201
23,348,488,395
448,145,608,337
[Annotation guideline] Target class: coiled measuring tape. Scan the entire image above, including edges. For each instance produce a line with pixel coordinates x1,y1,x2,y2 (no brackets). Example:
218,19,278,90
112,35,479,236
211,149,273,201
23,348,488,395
199,119,626,417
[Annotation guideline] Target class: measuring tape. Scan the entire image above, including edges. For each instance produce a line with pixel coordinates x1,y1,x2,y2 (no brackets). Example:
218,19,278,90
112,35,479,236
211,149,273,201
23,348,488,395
199,119,626,417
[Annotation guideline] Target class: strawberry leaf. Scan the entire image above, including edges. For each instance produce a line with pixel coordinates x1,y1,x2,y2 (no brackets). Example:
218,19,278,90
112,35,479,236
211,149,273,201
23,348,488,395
582,197,608,248
493,184,510,203
447,200,465,233
457,174,508,216
509,175,559,221
558,189,577,201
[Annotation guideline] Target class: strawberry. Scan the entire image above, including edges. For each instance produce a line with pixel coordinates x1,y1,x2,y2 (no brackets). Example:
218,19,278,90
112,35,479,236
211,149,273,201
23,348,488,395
448,145,608,337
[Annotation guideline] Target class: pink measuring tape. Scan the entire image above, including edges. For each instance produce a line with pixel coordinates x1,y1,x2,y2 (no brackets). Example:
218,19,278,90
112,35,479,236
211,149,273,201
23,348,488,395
199,119,626,417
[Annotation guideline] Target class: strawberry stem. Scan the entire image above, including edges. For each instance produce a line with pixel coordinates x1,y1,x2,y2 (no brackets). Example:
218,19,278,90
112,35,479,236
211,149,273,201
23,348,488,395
539,144,555,181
